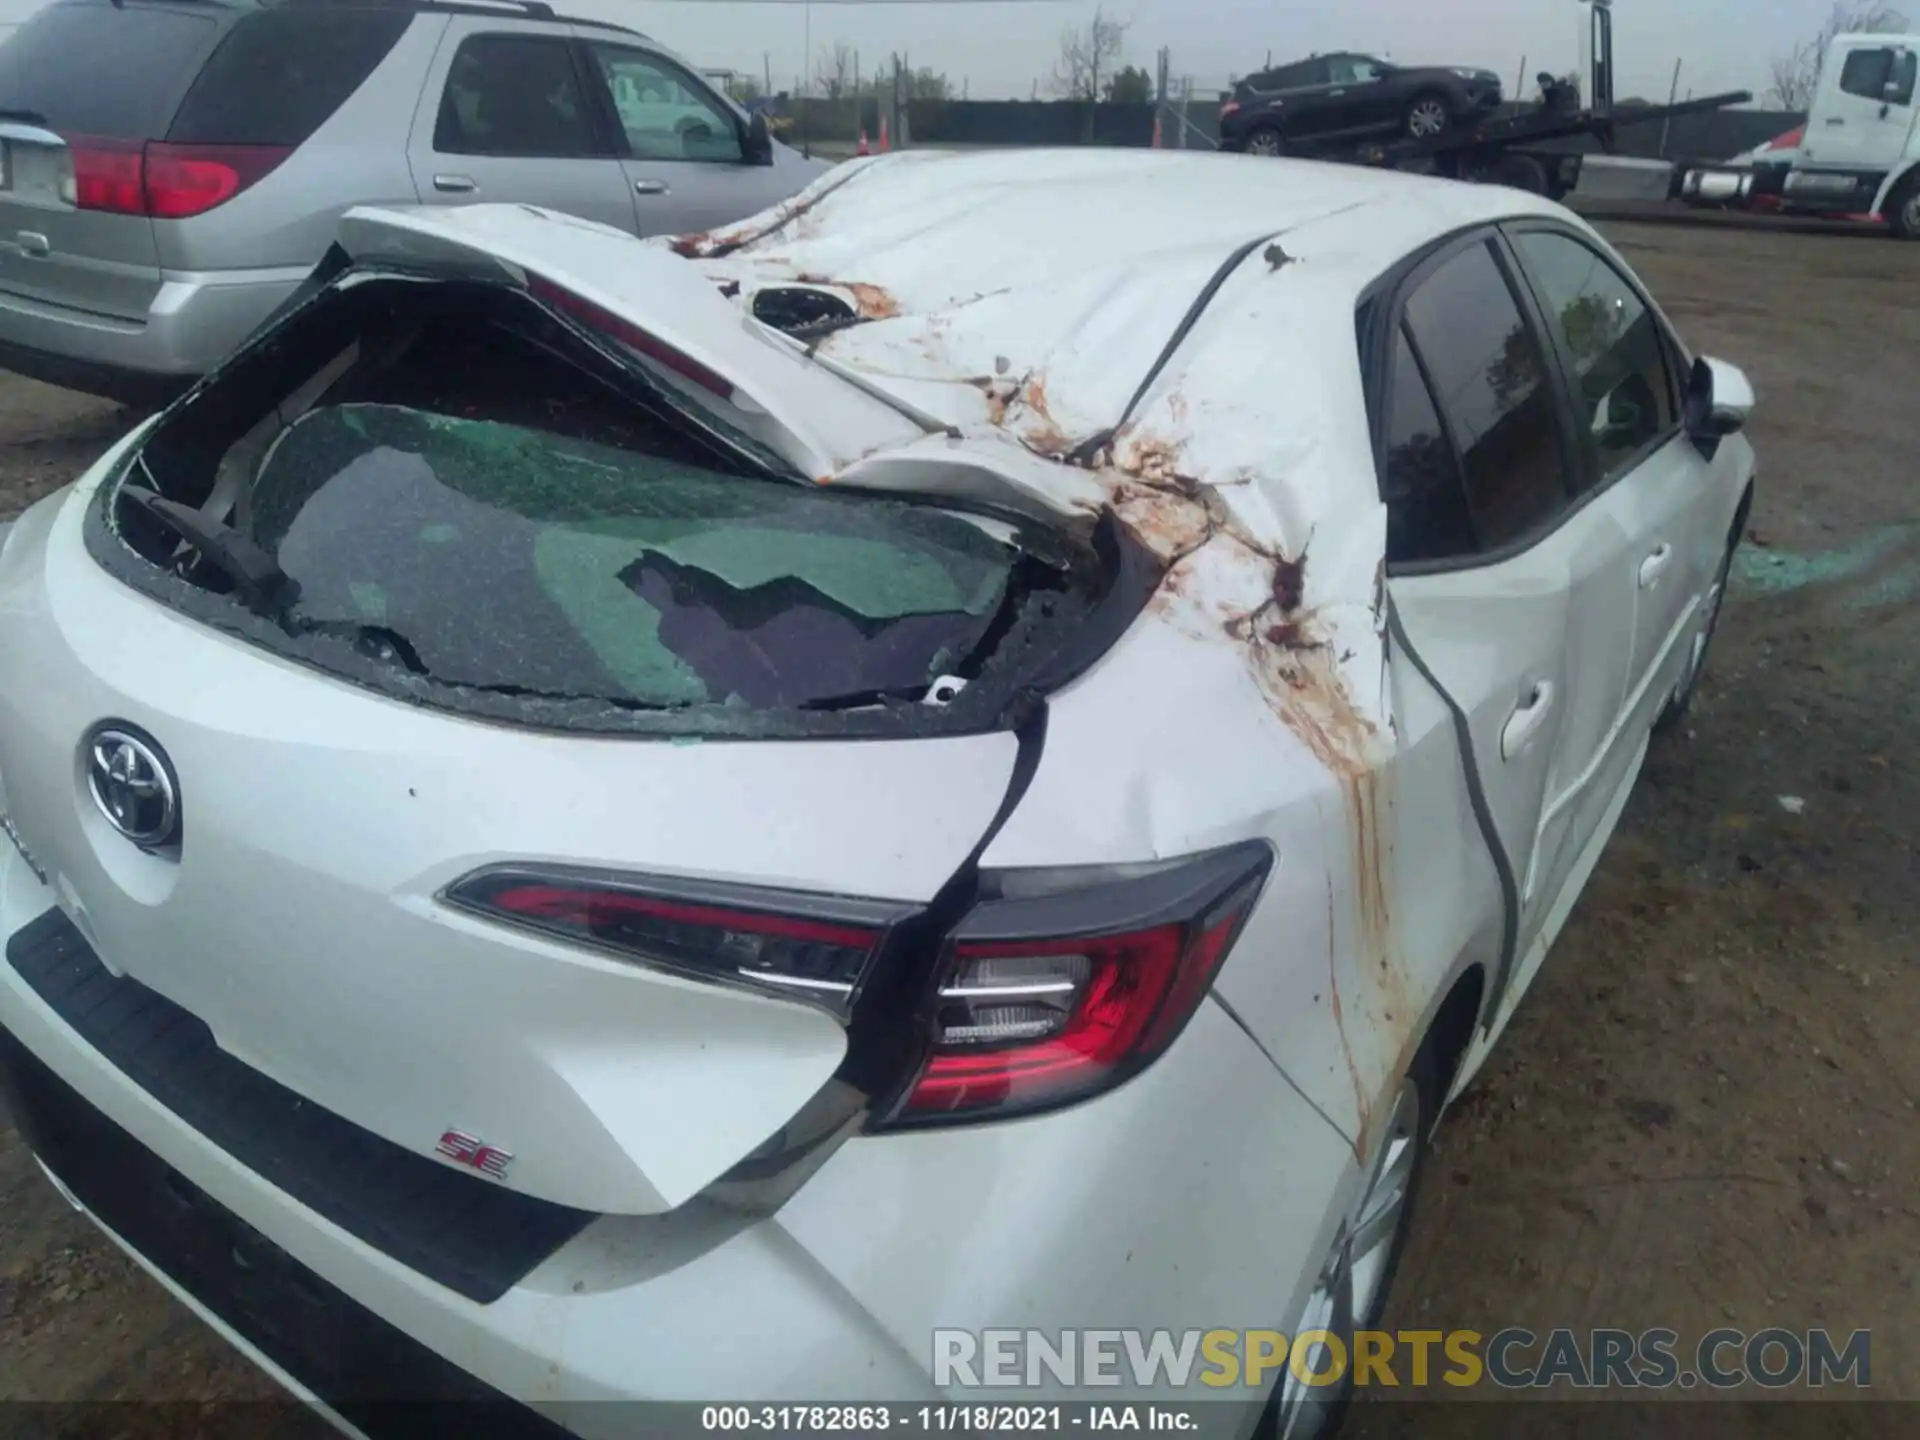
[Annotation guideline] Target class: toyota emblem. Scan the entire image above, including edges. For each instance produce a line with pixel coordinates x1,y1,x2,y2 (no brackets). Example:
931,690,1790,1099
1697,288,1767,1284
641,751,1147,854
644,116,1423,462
85,726,180,850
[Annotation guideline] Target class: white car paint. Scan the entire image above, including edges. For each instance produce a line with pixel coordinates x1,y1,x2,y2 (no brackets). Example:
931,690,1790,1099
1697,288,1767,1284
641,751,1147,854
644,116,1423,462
0,150,1755,1429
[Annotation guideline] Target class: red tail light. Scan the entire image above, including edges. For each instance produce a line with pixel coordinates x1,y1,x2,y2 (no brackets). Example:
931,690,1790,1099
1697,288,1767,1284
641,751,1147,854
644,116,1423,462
445,843,1270,1126
1221,100,1242,117
894,843,1272,1124
144,143,291,219
63,136,290,219
442,866,912,1014
527,273,736,400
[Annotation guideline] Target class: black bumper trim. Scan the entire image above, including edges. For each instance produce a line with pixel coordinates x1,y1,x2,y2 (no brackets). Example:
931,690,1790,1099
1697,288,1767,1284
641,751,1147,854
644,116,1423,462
4,907,595,1304
0,1031,573,1436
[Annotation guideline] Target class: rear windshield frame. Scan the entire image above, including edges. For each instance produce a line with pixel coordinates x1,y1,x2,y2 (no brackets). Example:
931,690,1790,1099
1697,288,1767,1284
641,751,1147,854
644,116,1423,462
83,265,1117,742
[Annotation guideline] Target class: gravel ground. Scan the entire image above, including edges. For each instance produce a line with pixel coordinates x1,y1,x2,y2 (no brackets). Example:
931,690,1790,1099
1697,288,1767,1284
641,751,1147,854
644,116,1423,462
1,217,1916,1434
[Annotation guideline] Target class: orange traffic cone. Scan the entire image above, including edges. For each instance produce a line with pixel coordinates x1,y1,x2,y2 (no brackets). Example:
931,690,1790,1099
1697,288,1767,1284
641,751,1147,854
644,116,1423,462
858,128,870,156
1151,113,1163,148
879,115,890,152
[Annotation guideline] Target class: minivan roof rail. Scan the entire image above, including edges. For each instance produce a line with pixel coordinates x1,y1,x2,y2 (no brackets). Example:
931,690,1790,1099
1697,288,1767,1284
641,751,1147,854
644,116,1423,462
265,0,642,33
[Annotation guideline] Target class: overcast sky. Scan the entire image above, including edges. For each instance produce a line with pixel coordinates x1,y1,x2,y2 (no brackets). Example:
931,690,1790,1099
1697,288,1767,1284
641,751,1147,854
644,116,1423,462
557,0,1859,102
0,0,1865,104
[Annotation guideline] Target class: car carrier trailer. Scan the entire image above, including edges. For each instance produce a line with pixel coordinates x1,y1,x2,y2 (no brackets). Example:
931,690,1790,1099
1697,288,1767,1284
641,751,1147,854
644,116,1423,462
1245,0,1752,202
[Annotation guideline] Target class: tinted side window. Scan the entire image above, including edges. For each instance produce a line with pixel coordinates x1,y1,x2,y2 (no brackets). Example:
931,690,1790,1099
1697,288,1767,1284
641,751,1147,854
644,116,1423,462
1839,47,1896,100
1384,326,1477,564
169,10,412,147
0,3,220,137
589,44,742,163
434,35,604,158
1403,241,1569,551
1514,230,1678,481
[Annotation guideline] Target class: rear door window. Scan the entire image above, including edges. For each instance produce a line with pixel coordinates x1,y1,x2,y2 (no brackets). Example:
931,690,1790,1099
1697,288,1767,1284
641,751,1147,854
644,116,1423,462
1402,240,1571,553
434,34,607,158
1382,325,1478,564
167,9,413,147
0,1,220,137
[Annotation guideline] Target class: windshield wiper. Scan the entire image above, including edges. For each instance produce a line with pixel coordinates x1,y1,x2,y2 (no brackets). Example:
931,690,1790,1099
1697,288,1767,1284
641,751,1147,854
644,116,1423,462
120,486,299,617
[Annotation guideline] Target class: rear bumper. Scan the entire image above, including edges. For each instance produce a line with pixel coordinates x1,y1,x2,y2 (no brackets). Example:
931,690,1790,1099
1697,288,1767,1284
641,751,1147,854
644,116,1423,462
0,844,1351,1432
0,265,307,402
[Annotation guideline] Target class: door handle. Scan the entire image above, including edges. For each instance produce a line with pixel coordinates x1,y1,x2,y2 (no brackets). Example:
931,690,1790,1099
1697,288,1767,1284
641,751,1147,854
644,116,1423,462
1328,88,1347,96
633,178,671,196
1826,117,1846,126
15,231,49,258
432,174,476,193
1500,681,1556,762
1639,543,1674,589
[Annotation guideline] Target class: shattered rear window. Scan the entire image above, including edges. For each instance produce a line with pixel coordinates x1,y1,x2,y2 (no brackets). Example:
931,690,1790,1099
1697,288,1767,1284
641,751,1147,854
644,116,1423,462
251,404,1016,710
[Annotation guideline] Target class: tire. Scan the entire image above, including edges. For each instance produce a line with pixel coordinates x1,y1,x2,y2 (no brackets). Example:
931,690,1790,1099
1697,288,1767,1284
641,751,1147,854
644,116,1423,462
1886,171,1920,240
1259,1033,1442,1440
1654,508,1745,737
1244,124,1287,158
1404,92,1452,141
1486,152,1551,195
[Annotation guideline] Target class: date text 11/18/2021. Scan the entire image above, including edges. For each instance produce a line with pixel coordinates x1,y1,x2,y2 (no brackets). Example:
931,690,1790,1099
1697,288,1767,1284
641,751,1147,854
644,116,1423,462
700,1405,1206,1433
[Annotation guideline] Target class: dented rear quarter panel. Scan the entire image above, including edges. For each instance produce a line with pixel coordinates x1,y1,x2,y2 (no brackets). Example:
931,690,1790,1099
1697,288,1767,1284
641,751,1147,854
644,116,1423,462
665,153,1586,1152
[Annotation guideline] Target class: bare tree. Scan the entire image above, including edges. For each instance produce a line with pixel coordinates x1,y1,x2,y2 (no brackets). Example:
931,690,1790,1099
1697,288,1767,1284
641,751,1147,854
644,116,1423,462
1768,2,1908,109
1047,8,1129,102
814,42,856,101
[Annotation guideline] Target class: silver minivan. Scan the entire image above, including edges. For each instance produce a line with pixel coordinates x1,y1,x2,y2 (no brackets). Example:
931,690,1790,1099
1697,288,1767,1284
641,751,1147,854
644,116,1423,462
0,0,823,403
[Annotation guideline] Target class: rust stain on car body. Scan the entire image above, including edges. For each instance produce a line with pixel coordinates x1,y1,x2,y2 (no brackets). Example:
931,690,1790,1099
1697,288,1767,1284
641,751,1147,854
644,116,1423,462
691,213,1409,1152
844,282,900,320
1058,417,1402,1151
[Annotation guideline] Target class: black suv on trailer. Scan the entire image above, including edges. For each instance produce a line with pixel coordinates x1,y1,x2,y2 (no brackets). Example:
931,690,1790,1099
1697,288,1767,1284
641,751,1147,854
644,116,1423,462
1219,52,1504,156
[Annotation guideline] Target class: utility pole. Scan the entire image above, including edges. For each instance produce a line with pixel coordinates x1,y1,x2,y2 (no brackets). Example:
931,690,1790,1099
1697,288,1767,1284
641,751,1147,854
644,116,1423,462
1657,59,1683,152
800,0,813,158
763,52,771,97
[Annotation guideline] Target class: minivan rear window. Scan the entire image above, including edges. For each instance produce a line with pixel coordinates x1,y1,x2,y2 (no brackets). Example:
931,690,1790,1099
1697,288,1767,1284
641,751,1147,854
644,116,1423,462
168,9,413,148
0,2,220,138
245,404,1017,710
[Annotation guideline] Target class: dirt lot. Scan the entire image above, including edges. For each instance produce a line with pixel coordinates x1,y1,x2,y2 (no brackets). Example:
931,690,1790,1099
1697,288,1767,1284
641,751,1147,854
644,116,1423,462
1,219,1916,1435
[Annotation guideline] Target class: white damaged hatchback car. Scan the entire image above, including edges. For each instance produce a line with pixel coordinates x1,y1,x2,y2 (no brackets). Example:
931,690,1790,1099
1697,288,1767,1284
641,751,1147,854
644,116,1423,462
0,150,1754,1437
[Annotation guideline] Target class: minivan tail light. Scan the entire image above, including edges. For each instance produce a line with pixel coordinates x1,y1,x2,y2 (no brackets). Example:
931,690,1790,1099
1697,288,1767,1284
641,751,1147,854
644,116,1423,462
889,843,1273,1125
143,143,292,219
63,136,290,218
442,866,913,1014
526,273,736,400
67,137,145,214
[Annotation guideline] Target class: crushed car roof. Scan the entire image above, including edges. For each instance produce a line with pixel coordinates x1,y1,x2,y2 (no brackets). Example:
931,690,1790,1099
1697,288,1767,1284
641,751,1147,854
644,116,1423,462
334,154,1580,822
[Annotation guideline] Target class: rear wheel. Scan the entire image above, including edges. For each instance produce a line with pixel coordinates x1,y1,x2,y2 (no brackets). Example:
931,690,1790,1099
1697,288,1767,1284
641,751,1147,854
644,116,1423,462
1486,152,1551,195
1262,1036,1440,1440
1887,171,1920,240
1404,93,1452,140
1245,124,1287,157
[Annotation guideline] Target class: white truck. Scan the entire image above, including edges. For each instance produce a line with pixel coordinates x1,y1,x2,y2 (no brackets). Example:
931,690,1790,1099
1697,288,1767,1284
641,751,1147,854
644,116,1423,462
1680,32,1920,237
